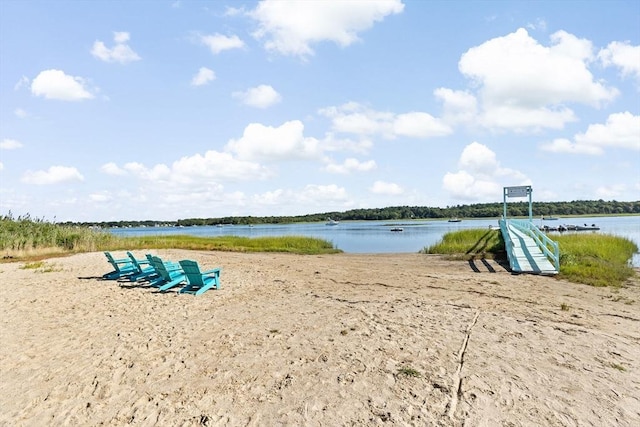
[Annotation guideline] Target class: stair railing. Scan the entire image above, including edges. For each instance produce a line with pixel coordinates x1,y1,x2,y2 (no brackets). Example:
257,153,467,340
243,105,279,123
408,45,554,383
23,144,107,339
509,219,560,271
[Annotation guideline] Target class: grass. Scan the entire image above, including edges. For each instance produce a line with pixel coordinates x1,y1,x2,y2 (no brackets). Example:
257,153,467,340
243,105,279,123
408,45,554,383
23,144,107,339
115,234,341,255
554,233,638,287
424,229,638,287
0,214,341,262
1,213,119,258
397,366,421,378
421,229,504,259
20,260,60,273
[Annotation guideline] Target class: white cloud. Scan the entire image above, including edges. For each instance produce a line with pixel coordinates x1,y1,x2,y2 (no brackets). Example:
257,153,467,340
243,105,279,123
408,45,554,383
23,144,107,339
108,151,270,189
575,112,640,151
14,108,28,118
541,112,640,155
122,162,172,182
100,162,127,176
0,139,23,150
325,158,376,174
443,170,500,201
250,184,350,210
249,0,404,57
91,31,141,64
31,69,94,101
319,102,451,139
457,141,499,174
298,184,349,203
232,84,282,108
0,162,3,171
200,33,245,54
458,28,619,131
434,88,477,125
14,76,29,91
393,112,452,138
22,166,84,185
443,142,529,200
598,41,640,80
483,105,577,132
540,138,602,155
171,151,271,183
226,120,321,161
191,67,216,86
319,102,393,136
370,180,404,195
321,133,373,154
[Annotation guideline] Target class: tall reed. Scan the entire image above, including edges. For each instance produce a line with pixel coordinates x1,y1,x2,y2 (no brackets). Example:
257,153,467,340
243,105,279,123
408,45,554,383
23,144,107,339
0,213,119,255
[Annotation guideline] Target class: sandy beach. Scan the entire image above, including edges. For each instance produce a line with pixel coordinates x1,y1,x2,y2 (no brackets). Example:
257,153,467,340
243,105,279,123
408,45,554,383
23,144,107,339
1,250,639,426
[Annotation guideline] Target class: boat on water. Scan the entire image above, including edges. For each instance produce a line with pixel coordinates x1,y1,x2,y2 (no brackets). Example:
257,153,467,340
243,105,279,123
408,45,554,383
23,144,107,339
540,223,600,232
542,216,559,220
390,227,403,232
448,218,462,223
326,218,339,226
576,224,600,231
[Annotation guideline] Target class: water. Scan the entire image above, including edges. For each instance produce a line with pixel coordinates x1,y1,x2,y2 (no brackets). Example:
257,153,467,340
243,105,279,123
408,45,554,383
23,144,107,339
110,216,640,266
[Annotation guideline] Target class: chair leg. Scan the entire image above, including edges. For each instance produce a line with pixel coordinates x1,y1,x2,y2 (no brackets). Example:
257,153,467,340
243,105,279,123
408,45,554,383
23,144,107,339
158,276,186,292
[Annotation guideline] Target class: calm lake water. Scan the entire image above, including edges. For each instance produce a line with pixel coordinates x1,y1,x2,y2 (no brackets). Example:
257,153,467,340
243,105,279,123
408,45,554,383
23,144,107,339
110,216,640,266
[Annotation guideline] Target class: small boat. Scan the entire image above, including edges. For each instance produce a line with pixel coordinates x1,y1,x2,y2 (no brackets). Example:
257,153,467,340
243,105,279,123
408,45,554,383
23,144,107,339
542,216,559,220
576,224,600,231
390,227,403,232
448,218,462,223
326,218,339,226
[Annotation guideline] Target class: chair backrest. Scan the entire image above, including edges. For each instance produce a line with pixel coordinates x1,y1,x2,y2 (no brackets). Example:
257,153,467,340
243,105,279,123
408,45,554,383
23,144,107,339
104,251,116,264
105,252,126,271
149,255,172,280
179,260,205,286
126,252,144,271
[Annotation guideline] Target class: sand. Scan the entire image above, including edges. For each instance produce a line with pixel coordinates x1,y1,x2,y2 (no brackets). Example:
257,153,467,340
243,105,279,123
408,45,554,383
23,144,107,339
1,250,639,426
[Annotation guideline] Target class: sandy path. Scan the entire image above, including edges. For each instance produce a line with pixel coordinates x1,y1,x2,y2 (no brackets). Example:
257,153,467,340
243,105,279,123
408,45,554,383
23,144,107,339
1,250,638,426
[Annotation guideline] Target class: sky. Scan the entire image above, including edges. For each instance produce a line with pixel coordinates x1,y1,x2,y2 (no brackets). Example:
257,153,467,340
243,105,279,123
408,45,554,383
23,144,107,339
1,0,639,222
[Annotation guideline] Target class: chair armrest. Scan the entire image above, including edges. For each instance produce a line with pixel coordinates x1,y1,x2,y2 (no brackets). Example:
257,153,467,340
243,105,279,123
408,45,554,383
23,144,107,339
202,268,221,275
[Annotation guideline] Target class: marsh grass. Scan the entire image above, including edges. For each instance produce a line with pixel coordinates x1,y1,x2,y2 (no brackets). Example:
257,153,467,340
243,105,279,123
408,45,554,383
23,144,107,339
1,213,119,257
1,214,341,262
421,229,504,259
424,229,638,287
118,234,340,254
555,234,637,287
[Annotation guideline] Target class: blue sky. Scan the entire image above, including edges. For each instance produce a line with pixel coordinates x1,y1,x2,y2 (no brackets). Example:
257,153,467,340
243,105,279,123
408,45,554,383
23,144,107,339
1,0,639,222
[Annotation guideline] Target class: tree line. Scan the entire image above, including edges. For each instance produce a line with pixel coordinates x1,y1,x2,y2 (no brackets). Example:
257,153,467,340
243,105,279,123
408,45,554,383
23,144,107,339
59,200,640,228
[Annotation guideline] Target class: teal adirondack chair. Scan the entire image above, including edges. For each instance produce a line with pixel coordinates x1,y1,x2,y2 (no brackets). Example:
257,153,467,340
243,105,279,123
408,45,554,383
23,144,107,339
146,255,187,292
103,251,137,279
178,260,221,296
126,252,158,282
